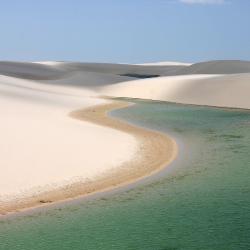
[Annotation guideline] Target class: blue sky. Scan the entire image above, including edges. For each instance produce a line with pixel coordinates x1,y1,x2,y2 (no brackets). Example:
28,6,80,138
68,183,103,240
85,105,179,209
0,0,249,63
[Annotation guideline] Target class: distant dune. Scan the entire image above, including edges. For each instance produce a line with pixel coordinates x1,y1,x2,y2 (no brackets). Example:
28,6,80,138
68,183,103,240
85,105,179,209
0,60,249,108
173,60,250,75
2,60,249,83
1,60,250,109
0,61,67,80
134,61,192,66
0,61,187,81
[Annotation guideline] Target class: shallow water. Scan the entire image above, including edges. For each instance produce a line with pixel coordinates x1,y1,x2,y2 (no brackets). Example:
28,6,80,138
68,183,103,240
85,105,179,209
1,100,250,250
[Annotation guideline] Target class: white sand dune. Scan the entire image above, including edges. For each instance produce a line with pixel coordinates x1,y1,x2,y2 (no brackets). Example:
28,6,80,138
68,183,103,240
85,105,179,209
1,60,249,81
0,61,188,88
0,75,137,201
101,73,250,109
134,61,192,66
174,60,250,75
34,61,65,66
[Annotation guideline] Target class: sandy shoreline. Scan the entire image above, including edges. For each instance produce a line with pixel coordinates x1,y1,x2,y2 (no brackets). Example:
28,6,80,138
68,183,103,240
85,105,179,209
0,99,177,217
1,59,249,218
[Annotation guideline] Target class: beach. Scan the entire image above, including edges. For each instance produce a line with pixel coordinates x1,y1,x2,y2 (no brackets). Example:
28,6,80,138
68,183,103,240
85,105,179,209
0,97,177,215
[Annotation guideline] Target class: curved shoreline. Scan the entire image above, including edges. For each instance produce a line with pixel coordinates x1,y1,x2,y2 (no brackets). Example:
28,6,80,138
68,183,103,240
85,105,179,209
0,100,178,217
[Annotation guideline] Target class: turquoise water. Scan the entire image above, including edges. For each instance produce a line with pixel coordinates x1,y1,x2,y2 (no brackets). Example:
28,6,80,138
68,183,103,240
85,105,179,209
1,100,250,250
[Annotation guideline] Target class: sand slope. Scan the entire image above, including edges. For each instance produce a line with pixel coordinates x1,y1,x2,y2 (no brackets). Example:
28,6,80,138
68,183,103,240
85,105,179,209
0,61,187,80
134,61,192,66
174,60,250,75
101,73,250,109
0,75,137,201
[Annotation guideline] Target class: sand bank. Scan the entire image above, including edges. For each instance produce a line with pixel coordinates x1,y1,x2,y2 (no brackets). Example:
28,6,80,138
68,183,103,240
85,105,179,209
0,100,177,216
0,75,137,214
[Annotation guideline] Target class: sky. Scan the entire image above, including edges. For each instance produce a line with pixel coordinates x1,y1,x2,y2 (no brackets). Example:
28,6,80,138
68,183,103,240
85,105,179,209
0,0,249,63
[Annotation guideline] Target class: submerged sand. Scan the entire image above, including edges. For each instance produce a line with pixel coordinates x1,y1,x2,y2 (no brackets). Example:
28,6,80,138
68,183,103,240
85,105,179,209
0,100,177,216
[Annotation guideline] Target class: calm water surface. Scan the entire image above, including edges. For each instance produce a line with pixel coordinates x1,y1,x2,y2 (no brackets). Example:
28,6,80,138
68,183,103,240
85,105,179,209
0,100,250,250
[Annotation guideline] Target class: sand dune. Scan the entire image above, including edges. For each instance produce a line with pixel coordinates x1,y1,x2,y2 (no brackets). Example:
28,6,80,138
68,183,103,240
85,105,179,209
39,71,135,88
1,60,249,82
0,61,67,80
37,61,187,76
134,61,192,66
174,60,250,75
0,75,138,203
101,73,250,109
0,61,188,81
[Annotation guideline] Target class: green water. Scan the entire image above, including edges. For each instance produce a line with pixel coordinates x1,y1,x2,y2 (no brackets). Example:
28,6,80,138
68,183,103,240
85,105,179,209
1,100,250,250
